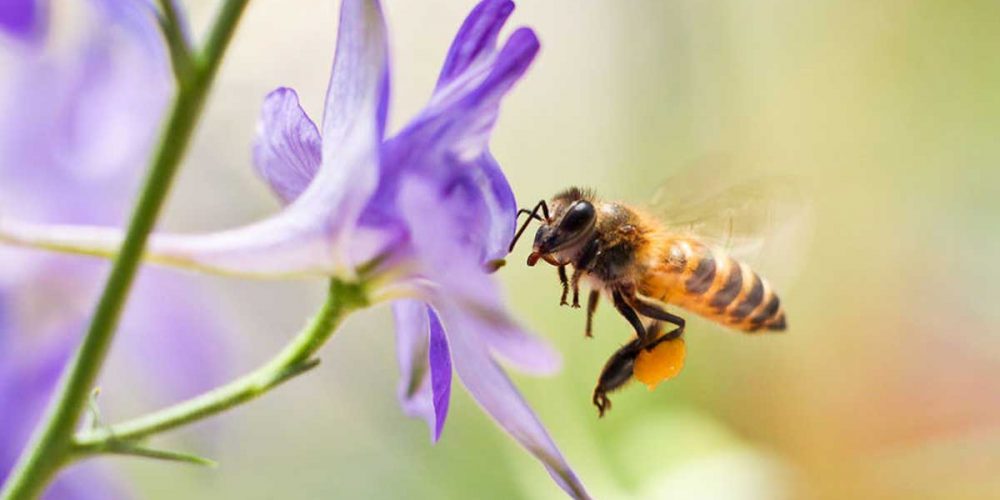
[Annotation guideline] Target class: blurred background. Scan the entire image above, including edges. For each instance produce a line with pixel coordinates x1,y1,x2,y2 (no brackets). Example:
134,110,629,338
7,0,1000,498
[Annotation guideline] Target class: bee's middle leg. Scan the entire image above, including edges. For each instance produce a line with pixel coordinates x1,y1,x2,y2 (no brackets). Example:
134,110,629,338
584,289,600,338
570,268,585,308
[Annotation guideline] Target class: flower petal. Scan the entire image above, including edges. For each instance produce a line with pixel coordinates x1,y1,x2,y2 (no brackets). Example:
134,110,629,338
314,0,391,254
0,337,67,479
443,27,539,161
0,336,127,499
396,179,585,495
427,306,452,441
0,292,8,354
393,300,453,442
43,465,127,500
0,0,391,278
0,0,45,43
434,301,589,499
397,180,560,374
393,299,434,430
436,0,513,89
360,22,537,255
252,87,322,205
473,150,517,263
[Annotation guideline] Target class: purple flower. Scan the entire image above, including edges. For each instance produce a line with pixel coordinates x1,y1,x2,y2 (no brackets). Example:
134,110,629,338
250,2,588,494
0,331,125,500
0,1,227,496
0,0,590,496
0,0,47,44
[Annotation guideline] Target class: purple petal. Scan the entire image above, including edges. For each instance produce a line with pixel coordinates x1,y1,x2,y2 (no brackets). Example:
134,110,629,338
0,333,126,499
427,306,452,441
412,26,539,164
252,87,322,204
0,0,46,43
393,299,434,430
397,180,559,374
0,0,391,278
434,302,589,499
205,0,391,273
359,22,537,255
0,292,9,354
393,300,453,442
0,217,336,278
474,151,517,262
394,178,585,496
0,338,67,481
314,0,391,252
443,27,539,160
436,0,513,88
88,0,170,62
42,464,127,500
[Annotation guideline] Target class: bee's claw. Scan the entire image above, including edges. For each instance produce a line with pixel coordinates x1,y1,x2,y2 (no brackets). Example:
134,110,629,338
592,390,612,418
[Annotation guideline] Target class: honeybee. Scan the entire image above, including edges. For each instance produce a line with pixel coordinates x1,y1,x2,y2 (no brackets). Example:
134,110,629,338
509,182,795,417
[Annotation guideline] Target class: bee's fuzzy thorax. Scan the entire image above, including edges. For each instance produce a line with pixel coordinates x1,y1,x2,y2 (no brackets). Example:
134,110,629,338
553,186,597,204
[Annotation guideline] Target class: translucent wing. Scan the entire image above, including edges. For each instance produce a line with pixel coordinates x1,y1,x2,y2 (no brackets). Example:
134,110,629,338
646,155,813,286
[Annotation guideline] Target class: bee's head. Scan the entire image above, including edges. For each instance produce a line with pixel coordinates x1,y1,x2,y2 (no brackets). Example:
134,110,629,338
508,187,597,267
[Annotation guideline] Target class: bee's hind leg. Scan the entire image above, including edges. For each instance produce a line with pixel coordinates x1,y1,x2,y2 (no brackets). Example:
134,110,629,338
622,288,686,350
593,337,643,417
611,289,648,341
643,320,684,350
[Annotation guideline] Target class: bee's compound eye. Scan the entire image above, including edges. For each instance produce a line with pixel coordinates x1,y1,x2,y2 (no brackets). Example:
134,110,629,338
560,201,595,233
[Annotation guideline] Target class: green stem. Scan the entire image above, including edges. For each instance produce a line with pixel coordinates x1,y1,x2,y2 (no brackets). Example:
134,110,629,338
156,0,194,82
0,1,250,498
73,279,367,447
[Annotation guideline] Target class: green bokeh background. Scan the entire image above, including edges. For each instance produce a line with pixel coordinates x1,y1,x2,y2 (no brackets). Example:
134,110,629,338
83,0,1000,498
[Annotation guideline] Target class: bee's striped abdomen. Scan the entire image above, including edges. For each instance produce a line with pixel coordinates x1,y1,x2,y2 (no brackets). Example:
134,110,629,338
644,239,787,332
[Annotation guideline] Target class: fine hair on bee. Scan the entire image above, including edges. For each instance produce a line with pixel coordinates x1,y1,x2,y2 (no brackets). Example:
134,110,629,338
511,186,788,416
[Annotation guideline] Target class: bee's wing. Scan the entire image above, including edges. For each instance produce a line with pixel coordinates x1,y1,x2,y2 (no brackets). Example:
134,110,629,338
647,160,813,287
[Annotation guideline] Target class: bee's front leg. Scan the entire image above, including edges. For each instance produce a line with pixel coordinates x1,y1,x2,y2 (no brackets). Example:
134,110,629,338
571,238,601,309
557,265,570,306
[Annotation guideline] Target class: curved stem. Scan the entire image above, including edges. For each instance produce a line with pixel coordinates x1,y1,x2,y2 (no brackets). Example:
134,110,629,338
156,0,194,82
0,1,251,498
74,279,367,448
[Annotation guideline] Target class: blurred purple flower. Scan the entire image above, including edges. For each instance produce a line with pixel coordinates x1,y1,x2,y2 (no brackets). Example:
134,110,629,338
0,0,589,496
0,0,227,496
0,0,46,44
0,331,125,500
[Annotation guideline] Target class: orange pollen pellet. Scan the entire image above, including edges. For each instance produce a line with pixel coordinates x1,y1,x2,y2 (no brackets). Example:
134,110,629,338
633,337,686,390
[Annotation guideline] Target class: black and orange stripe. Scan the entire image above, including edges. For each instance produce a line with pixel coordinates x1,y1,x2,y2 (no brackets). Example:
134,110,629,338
644,238,786,332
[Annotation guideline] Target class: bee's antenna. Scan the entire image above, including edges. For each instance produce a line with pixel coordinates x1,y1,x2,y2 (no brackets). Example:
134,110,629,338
509,200,550,253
